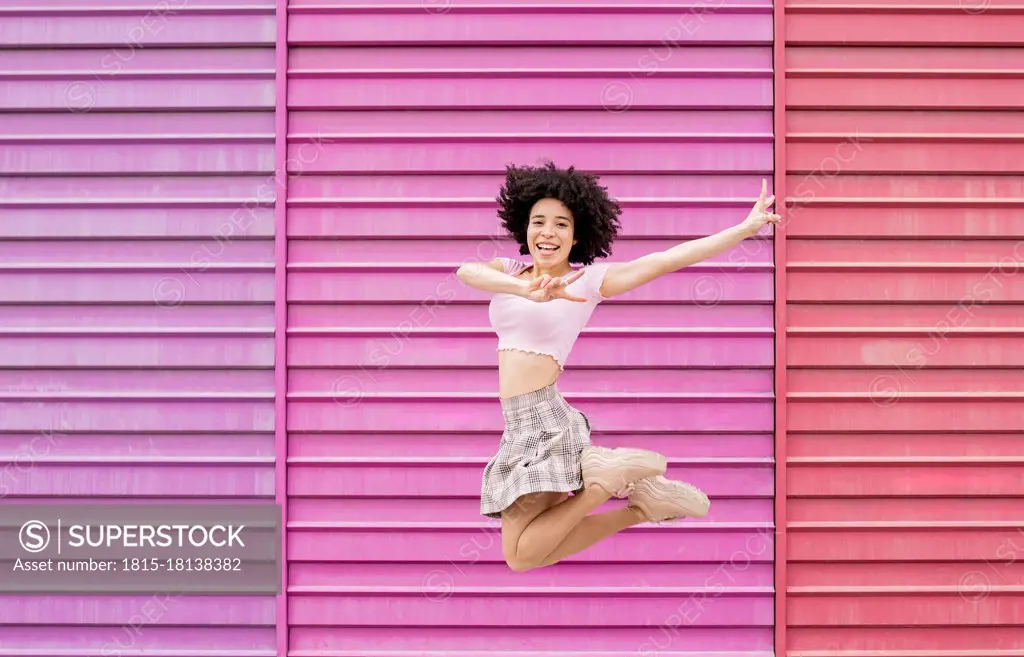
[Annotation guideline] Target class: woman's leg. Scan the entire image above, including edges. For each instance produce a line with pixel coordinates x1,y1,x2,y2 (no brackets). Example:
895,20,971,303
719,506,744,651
500,491,567,570
537,506,646,568
501,445,667,571
501,484,613,572
502,477,711,571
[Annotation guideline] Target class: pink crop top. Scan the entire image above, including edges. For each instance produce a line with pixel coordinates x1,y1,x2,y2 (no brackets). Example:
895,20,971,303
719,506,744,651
488,257,612,370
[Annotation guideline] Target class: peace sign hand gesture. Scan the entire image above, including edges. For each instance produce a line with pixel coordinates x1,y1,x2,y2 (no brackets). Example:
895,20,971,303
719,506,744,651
523,269,588,303
739,178,781,238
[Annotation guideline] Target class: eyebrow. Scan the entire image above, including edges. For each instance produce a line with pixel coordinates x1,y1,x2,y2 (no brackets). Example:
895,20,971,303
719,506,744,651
531,213,572,221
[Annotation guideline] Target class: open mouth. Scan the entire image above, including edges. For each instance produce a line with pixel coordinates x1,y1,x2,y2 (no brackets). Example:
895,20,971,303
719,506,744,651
536,243,559,253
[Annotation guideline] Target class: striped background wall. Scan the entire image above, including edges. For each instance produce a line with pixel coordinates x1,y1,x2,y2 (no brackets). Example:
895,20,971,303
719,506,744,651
4,0,1024,653
0,1,279,655
284,1,775,654
782,1,1024,655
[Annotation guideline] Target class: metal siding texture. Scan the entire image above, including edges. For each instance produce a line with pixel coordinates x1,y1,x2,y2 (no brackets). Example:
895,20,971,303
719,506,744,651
0,1,279,654
275,0,292,654
286,1,776,654
784,1,1024,654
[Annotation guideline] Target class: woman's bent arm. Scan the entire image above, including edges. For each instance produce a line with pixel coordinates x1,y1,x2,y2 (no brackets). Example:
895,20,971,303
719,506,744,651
457,259,529,296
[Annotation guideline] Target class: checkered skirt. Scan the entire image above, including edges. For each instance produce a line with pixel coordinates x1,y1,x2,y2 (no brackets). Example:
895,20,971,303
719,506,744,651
480,384,592,518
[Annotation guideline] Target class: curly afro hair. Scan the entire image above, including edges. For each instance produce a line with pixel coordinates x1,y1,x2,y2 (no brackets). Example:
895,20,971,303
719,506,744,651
496,161,622,266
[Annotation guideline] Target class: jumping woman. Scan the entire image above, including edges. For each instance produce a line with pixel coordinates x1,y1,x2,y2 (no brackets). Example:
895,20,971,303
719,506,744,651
456,162,780,572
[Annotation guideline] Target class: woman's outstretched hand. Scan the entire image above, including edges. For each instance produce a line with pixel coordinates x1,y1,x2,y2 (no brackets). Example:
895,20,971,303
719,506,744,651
522,269,588,303
739,178,781,238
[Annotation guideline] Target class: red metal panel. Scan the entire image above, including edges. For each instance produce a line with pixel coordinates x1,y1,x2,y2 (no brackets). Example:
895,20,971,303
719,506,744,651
783,1,1024,653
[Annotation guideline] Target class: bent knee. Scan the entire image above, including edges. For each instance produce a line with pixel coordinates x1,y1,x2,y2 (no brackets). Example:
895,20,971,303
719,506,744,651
502,543,546,572
502,542,541,572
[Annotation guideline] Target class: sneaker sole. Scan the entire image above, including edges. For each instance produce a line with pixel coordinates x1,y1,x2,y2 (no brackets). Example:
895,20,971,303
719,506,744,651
581,447,667,494
635,477,710,520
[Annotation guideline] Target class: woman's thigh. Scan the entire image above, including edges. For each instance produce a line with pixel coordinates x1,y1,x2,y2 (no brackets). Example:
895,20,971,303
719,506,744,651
500,491,570,560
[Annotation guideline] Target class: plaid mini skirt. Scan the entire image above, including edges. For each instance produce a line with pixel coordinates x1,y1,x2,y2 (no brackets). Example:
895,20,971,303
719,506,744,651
480,383,592,519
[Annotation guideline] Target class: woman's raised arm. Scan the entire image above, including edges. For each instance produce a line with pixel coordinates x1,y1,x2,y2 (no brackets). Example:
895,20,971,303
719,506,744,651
598,179,780,299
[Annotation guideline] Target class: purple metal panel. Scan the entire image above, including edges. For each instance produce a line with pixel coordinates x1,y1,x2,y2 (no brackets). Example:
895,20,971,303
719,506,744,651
286,2,775,656
274,0,291,655
0,0,278,654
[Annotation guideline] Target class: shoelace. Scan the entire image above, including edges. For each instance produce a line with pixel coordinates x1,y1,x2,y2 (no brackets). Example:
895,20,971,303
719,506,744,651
613,482,635,498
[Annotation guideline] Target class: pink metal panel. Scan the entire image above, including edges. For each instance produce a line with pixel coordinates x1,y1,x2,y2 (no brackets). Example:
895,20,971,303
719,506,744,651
288,5,773,45
291,303,774,329
287,332,774,369
290,561,775,586
0,0,279,653
288,432,775,460
290,44,774,69
288,397,773,433
784,2,1024,654
289,173,775,200
289,203,772,239
290,368,774,393
289,594,775,627
772,2,789,654
288,496,774,523
287,628,773,655
289,140,773,173
287,266,773,300
286,460,774,497
288,525,774,563
291,107,774,132
286,2,776,655
290,76,774,110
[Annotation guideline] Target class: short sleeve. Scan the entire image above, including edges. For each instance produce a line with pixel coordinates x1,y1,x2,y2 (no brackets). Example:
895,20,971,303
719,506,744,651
497,257,528,276
581,262,612,301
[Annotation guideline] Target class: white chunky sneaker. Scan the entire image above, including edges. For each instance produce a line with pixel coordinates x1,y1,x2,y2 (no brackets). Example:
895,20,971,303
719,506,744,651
627,475,710,522
580,445,667,497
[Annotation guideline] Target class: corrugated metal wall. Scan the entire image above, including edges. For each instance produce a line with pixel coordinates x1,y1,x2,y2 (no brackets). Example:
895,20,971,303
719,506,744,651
285,0,776,654
782,1,1024,653
5,0,1024,651
0,1,279,654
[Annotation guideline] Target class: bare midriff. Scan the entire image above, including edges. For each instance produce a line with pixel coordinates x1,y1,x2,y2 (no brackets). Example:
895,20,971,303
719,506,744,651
497,348,562,399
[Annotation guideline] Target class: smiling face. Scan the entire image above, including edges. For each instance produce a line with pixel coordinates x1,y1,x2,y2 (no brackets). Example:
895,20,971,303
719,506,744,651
526,198,576,266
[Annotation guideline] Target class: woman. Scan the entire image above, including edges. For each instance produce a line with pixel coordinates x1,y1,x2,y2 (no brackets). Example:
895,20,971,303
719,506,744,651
456,162,780,572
